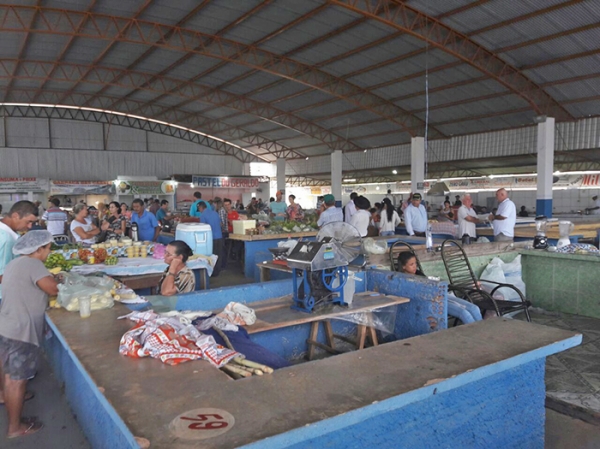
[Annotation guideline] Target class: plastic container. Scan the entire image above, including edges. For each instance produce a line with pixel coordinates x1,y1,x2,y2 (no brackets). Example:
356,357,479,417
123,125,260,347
79,296,91,318
175,223,213,256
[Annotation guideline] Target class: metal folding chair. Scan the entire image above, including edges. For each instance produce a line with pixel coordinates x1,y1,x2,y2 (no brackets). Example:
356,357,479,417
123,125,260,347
440,239,531,322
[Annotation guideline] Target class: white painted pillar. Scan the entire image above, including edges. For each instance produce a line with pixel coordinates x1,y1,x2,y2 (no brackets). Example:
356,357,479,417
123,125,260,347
276,158,286,194
331,150,343,207
411,137,425,196
536,117,555,217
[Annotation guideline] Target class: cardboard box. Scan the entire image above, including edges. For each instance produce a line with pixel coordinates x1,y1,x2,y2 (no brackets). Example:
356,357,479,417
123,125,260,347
233,219,257,235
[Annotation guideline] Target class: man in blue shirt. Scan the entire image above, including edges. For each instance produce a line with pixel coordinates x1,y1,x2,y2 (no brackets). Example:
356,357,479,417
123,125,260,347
198,202,222,276
189,192,211,218
131,199,160,242
156,200,170,223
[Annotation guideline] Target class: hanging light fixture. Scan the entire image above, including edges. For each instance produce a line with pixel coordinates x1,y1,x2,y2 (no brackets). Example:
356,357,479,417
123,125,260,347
427,181,450,195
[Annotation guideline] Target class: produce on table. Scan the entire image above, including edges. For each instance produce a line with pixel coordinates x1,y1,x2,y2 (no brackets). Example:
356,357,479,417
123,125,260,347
94,248,108,263
78,249,91,262
104,256,118,265
45,252,66,269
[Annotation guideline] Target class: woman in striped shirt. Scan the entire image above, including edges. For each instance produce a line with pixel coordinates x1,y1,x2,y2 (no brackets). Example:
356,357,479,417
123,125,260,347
159,240,196,296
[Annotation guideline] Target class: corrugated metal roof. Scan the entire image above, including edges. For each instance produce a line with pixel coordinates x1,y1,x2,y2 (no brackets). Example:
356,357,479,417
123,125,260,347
0,0,599,177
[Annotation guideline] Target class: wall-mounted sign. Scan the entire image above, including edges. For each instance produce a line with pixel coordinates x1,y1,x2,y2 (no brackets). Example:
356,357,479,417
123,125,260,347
115,180,176,195
192,176,259,189
50,180,114,195
0,177,49,193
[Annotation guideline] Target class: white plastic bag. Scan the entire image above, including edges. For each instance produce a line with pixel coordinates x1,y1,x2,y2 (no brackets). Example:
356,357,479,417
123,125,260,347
277,239,299,255
57,273,115,312
480,256,525,302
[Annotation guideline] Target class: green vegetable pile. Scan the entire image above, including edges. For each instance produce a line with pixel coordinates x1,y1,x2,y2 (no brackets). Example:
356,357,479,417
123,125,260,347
45,252,85,272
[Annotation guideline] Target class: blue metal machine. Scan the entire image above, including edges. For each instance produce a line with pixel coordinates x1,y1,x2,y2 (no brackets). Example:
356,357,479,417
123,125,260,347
286,238,350,313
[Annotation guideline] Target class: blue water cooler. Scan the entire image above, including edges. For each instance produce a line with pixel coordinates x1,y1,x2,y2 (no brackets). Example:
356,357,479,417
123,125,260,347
175,223,213,255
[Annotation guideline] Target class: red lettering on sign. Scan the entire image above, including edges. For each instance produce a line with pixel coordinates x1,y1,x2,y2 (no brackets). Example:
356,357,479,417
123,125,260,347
180,414,228,430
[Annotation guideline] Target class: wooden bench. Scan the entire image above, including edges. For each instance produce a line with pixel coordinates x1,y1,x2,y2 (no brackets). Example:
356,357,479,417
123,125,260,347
244,292,410,360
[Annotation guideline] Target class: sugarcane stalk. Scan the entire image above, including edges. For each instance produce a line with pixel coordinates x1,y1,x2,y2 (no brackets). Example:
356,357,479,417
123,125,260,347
233,356,274,374
221,364,251,378
220,366,242,379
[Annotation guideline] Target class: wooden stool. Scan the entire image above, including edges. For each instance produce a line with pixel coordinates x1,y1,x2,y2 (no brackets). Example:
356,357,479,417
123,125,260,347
306,320,379,361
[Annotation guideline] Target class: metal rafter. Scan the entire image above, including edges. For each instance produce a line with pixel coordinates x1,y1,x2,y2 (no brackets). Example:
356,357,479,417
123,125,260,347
1,0,41,103
130,3,329,120
0,87,306,160
204,0,490,126
29,0,98,103
0,104,266,163
0,5,435,139
0,59,359,157
330,0,573,120
88,0,225,109
54,0,153,106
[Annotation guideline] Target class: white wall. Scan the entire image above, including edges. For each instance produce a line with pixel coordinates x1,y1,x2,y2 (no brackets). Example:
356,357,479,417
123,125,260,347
0,117,244,180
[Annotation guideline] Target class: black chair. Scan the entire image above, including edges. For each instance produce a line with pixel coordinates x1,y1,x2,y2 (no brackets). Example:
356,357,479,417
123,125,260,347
389,241,423,273
53,234,70,245
440,239,531,322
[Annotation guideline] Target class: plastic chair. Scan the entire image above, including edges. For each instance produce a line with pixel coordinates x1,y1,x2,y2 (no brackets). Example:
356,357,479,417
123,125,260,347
53,234,70,245
389,241,423,273
440,239,531,322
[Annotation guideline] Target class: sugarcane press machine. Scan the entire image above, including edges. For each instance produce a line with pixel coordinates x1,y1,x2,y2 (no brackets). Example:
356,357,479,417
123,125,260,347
286,238,350,313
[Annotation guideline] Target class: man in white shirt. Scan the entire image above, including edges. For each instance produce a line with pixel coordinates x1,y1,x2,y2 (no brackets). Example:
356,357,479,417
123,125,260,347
457,194,481,240
585,195,600,215
489,188,516,242
344,192,358,223
349,195,371,237
317,194,343,228
403,193,428,236
0,201,39,302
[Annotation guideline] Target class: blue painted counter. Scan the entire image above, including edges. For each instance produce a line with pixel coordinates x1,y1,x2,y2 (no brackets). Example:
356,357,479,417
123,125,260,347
229,232,317,279
44,272,580,449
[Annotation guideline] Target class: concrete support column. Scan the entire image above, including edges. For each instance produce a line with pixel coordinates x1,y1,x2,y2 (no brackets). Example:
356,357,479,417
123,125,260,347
411,137,425,196
276,158,286,194
331,150,343,207
536,117,555,217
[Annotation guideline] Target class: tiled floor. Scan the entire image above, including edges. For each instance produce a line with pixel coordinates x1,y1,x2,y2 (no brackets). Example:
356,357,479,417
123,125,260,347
519,309,600,416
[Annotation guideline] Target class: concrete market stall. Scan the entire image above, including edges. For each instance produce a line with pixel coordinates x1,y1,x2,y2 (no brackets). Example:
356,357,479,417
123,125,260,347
44,272,580,449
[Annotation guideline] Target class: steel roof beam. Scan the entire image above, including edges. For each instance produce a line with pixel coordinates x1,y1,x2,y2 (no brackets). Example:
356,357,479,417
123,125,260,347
29,0,98,104
212,0,491,126
1,0,41,103
0,87,306,161
0,6,436,139
81,0,212,108
0,104,265,163
53,1,153,106
0,59,358,157
330,0,573,121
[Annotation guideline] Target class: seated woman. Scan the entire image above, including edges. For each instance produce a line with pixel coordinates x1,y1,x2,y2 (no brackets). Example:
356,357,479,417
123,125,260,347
438,201,454,222
397,251,482,324
70,203,108,244
159,240,196,296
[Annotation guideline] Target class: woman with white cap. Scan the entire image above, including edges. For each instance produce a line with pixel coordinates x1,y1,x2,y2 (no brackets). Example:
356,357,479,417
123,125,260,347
0,230,59,439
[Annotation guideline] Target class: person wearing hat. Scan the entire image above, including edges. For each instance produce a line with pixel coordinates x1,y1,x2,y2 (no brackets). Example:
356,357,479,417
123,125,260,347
317,194,343,228
0,230,59,438
586,195,600,215
403,193,428,237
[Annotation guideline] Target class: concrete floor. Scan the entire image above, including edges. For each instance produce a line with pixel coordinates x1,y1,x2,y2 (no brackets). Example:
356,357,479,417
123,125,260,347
546,409,600,449
0,354,89,448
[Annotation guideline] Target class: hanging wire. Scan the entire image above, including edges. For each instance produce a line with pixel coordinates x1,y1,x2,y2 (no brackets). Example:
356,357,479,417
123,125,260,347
423,0,430,186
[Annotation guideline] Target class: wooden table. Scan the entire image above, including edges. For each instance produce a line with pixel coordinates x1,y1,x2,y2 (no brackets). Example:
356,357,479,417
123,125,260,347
245,291,409,360
476,226,596,243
